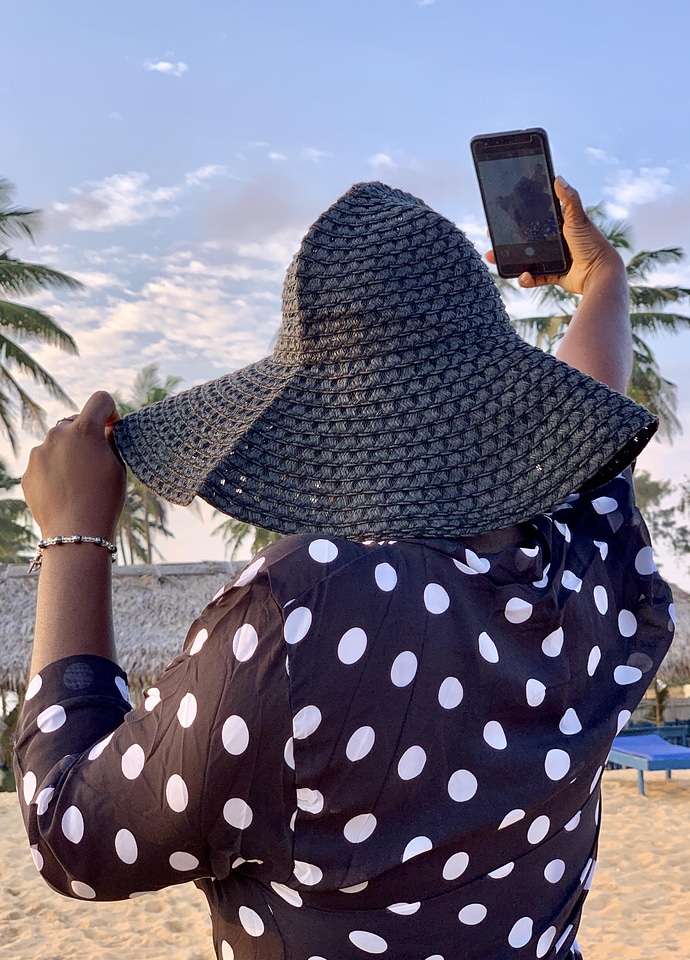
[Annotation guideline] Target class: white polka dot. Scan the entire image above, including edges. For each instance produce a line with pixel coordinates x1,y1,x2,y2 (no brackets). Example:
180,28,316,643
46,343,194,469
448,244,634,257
590,766,603,794
340,881,369,893
580,857,594,885
438,677,463,709
397,745,427,780
504,597,533,623
555,924,574,953
561,570,582,592
448,769,478,802
349,931,388,954
521,544,540,557
533,564,550,589
526,678,546,707
544,859,566,883
554,520,571,542
115,828,138,864
442,851,469,880
30,845,43,871
527,815,550,844
293,860,323,885
239,905,265,937
71,880,96,899
166,774,189,812
498,808,525,830
144,688,161,711
62,805,84,843
670,602,676,626
233,623,258,662
36,787,54,815
424,583,450,614
284,606,312,645
587,645,602,676
346,726,375,761
482,721,507,750
344,813,377,843
594,539,609,560
545,749,570,781
424,955,444,960
508,916,533,948
37,704,67,733
559,708,582,736
189,628,208,655
375,563,397,591
488,862,514,879
22,771,37,804
270,881,303,906
617,709,632,733
177,693,198,728
25,673,43,700
402,836,432,861
618,610,637,637
541,627,564,657
284,737,295,769
458,903,487,925
224,798,253,829
338,628,368,665
297,788,324,815
593,496,618,514
122,743,146,780
387,901,420,915
293,705,322,740
234,556,266,587
584,859,597,890
593,586,608,615
614,665,643,685
115,676,130,702
536,926,557,958
390,651,417,687
169,851,199,871
564,811,581,832
221,941,235,960
478,632,499,663
309,539,338,563
222,715,250,755
465,549,491,573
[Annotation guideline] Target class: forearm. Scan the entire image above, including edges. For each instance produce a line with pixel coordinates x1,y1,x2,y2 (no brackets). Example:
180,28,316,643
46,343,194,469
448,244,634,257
30,545,117,676
555,258,632,394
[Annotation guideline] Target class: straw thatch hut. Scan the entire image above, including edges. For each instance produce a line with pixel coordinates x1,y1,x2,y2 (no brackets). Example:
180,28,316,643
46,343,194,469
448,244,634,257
1,563,689,697
0,561,242,701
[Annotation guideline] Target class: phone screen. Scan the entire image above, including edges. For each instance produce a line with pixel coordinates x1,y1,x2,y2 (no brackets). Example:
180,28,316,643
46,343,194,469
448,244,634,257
471,130,570,278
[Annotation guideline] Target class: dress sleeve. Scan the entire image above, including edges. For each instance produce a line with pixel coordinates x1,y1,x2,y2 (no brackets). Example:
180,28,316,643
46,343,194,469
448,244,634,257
13,569,295,901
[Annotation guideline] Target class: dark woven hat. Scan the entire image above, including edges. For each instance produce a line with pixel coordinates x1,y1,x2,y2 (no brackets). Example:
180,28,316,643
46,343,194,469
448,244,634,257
112,181,657,538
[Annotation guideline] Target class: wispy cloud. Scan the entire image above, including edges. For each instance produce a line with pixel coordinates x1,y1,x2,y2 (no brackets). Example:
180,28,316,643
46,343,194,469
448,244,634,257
368,151,421,172
585,147,618,165
52,172,182,231
268,152,288,161
301,147,331,163
144,59,189,78
603,167,674,218
184,165,228,187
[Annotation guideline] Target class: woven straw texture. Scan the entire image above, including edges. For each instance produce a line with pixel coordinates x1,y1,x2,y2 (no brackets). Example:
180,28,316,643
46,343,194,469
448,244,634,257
113,182,657,538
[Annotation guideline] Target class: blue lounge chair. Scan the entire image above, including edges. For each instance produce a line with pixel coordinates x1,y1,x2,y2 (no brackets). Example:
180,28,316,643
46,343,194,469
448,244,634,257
607,734,690,796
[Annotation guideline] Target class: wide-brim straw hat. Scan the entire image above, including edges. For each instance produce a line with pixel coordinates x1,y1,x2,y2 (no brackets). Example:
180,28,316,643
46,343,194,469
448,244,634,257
113,181,657,539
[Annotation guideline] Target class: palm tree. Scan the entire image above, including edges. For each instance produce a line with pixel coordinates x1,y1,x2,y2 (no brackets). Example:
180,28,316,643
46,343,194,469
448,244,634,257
113,365,182,564
212,514,282,559
0,457,35,563
508,206,690,440
0,178,81,451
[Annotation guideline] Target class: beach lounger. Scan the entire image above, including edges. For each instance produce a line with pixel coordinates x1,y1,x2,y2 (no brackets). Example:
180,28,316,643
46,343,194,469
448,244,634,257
607,734,690,796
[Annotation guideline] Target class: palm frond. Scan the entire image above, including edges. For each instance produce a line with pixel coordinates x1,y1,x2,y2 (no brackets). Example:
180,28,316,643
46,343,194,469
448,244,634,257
629,285,690,310
0,335,76,404
626,247,685,282
0,179,40,244
0,252,84,297
0,300,78,352
629,310,690,335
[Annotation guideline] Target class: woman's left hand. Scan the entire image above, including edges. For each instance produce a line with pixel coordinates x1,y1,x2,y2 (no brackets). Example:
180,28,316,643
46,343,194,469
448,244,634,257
22,391,127,540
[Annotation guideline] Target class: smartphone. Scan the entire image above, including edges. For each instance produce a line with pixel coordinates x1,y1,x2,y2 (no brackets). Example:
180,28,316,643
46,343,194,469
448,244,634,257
470,128,571,278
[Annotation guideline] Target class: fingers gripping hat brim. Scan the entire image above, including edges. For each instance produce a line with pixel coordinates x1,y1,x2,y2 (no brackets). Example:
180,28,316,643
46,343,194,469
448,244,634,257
113,181,657,538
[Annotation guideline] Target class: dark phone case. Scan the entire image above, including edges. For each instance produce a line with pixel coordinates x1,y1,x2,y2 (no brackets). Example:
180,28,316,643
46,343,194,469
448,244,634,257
470,129,571,278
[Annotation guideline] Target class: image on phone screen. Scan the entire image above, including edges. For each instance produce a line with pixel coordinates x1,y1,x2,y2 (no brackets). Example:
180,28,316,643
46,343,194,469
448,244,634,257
476,155,560,247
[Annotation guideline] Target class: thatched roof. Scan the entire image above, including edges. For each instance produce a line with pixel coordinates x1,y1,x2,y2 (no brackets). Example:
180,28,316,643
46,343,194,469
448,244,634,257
0,561,242,697
1,563,689,694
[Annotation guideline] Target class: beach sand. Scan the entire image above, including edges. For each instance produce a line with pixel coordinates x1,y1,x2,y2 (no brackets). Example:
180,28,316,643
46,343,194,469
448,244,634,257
2,769,689,960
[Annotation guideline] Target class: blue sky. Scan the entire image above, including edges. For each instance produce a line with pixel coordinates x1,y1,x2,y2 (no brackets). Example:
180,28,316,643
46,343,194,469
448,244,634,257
2,0,690,582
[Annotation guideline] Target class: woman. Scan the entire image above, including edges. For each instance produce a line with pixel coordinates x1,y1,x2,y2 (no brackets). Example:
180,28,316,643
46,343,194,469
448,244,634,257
16,177,673,960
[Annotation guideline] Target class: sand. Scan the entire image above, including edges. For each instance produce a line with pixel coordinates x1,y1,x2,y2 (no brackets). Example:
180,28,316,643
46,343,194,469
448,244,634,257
2,769,689,960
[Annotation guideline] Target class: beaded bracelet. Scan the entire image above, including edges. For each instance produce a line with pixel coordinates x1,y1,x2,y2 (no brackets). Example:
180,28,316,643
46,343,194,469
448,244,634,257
28,535,118,573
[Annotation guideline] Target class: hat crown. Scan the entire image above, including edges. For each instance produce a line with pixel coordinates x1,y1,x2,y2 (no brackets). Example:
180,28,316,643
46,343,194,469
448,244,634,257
275,181,512,365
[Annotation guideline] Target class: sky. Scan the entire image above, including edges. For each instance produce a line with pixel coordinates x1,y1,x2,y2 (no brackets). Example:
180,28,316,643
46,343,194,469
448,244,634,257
2,0,690,585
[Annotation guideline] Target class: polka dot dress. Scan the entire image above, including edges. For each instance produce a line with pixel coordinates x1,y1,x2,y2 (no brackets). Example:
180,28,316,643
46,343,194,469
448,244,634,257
14,470,674,960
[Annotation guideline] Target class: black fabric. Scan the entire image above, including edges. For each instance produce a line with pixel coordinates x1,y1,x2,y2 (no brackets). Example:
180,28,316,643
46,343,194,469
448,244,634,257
14,470,674,959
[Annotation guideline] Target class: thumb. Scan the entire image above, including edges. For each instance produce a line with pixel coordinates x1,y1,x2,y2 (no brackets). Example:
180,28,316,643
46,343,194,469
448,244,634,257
77,391,120,436
555,176,588,227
